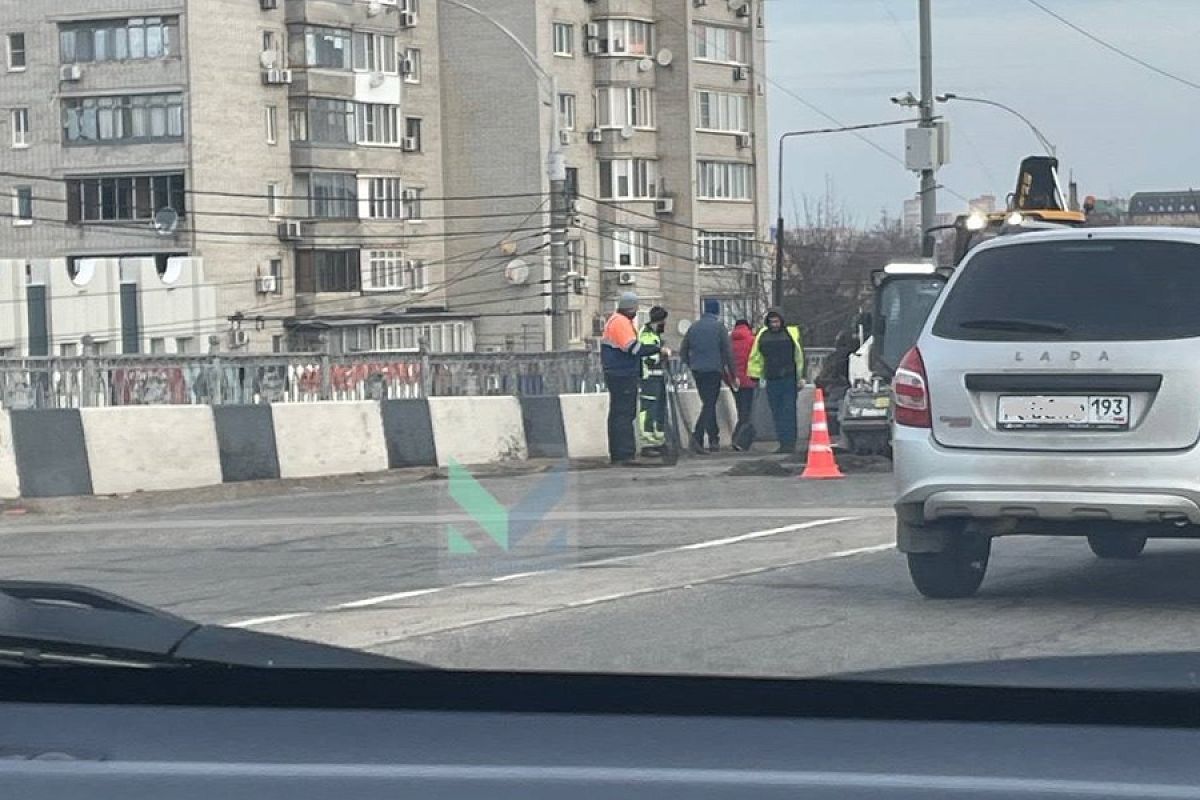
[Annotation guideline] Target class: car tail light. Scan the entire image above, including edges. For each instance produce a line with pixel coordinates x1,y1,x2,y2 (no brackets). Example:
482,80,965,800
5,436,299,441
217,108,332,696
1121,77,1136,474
893,347,931,428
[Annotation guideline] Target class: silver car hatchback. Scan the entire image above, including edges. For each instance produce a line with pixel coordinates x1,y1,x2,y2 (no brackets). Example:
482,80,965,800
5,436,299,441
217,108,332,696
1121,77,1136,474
893,226,1200,598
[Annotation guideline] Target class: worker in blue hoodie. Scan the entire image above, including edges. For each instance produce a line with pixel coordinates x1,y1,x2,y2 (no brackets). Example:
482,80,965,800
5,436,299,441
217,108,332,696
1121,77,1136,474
679,299,734,454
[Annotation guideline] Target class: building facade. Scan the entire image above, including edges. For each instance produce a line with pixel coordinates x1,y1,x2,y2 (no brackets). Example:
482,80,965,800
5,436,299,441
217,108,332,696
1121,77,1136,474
0,0,770,357
438,0,771,350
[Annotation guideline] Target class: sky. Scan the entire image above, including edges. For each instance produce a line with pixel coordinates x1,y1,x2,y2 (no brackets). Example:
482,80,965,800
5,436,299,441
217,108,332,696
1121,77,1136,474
766,0,1200,224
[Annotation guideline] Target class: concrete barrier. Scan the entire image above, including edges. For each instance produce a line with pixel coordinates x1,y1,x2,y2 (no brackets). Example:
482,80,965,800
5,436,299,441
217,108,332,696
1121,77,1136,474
674,388,738,444
559,393,610,459
213,405,280,483
519,396,567,459
429,396,527,466
751,384,815,447
0,410,18,500
272,401,389,479
9,409,94,498
81,406,222,495
381,399,437,467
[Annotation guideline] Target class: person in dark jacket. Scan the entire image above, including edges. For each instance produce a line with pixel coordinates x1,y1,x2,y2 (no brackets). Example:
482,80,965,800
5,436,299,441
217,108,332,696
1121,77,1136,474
729,319,758,451
815,330,859,437
679,299,734,454
602,292,667,465
747,308,806,454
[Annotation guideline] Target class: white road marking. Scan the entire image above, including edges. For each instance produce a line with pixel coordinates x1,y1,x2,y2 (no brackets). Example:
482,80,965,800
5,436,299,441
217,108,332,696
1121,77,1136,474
227,516,883,629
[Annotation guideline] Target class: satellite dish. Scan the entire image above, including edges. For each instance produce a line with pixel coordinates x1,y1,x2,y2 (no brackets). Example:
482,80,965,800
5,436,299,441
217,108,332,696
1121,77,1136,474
677,319,692,336
638,58,654,72
367,0,383,15
152,207,179,237
369,71,386,88
655,48,674,67
70,259,96,287
620,124,635,140
259,50,279,70
504,259,531,286
159,257,184,285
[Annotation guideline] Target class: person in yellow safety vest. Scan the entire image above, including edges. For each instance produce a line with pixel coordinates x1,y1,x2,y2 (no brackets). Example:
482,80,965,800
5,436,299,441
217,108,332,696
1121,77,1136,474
747,308,806,454
601,292,671,465
637,306,670,457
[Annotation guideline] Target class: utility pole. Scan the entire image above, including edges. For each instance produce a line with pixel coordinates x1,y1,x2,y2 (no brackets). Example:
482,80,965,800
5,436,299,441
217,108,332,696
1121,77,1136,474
548,77,570,351
918,0,936,257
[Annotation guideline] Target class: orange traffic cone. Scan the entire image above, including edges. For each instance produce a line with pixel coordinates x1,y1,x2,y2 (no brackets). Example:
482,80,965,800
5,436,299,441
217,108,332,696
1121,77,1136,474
801,388,844,480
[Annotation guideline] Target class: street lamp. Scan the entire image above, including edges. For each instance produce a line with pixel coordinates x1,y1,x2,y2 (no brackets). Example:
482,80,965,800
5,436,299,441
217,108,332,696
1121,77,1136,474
774,118,914,308
438,0,570,350
935,93,1057,158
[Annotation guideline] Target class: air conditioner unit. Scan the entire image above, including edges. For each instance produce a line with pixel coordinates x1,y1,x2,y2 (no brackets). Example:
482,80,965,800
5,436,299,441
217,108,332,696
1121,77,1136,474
59,64,83,82
230,329,250,347
573,276,588,295
586,22,600,38
256,274,278,293
618,271,637,286
735,3,751,17
587,128,603,144
259,0,278,9
693,0,707,6
655,196,675,215
277,220,304,240
262,68,292,85
732,65,749,81
401,136,419,152
398,10,417,27
559,130,571,146
734,132,751,149
585,38,601,55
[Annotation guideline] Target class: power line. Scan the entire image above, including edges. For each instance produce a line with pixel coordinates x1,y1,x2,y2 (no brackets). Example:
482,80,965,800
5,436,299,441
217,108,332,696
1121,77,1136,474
1023,0,1200,91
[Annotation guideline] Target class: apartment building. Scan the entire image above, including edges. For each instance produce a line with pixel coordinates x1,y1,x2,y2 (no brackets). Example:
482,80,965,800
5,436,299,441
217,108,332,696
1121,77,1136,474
438,0,771,351
0,0,469,358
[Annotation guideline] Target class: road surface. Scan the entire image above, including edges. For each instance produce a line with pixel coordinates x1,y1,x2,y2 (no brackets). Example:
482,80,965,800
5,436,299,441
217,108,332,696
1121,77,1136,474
3,457,1200,678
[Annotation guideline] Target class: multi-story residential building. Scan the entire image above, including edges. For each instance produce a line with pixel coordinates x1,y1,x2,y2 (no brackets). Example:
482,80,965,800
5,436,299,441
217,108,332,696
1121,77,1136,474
0,0,471,358
438,0,771,350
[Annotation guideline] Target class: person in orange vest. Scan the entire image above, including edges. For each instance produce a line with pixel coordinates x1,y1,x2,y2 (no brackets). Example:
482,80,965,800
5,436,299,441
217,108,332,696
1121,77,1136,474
602,292,670,465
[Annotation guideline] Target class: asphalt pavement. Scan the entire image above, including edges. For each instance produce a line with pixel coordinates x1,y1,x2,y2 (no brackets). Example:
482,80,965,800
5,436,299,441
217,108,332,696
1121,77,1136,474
4,454,1200,679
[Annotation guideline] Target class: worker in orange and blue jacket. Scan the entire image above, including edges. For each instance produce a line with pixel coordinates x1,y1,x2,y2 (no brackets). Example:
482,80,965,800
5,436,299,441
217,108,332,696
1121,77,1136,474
602,292,670,465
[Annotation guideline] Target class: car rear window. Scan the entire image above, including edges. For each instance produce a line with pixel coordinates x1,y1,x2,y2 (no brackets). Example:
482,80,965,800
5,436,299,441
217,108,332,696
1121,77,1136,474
933,239,1200,341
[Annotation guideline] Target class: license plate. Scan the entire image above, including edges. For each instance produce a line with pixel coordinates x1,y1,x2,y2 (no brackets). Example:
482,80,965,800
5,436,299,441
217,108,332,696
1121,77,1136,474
997,395,1130,430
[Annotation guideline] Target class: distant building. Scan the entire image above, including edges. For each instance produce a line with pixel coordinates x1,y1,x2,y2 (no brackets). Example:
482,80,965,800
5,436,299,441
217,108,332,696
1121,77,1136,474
968,194,996,214
1128,191,1200,227
902,197,921,232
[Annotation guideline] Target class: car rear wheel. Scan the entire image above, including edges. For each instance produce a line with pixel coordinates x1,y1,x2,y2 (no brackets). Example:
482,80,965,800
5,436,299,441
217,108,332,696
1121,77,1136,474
1087,532,1147,560
906,528,991,599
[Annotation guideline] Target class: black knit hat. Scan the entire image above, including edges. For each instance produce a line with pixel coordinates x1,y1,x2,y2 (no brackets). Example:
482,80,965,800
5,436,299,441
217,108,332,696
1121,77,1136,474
649,305,669,322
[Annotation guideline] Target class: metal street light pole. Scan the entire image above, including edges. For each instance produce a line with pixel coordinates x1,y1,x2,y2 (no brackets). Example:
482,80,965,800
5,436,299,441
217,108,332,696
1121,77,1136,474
917,0,936,258
774,119,915,309
935,93,1057,158
439,0,569,351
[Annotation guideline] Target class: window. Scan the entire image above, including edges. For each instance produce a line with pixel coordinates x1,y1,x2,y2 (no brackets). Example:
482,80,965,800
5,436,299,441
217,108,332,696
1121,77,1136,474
300,172,357,218
553,23,574,56
565,167,579,202
265,105,278,144
60,343,78,357
7,33,25,70
353,31,397,73
595,87,654,129
66,173,186,222
404,117,422,151
11,108,29,147
558,93,576,131
696,90,750,132
402,187,423,221
13,187,33,225
697,160,753,200
607,229,656,268
364,176,403,219
63,93,185,144
402,47,421,82
175,337,194,354
595,19,654,56
290,97,354,144
378,322,470,354
405,258,427,290
356,103,400,145
363,249,406,291
289,25,351,70
694,23,748,64
568,310,583,343
295,249,361,293
267,182,281,218
598,158,657,200
697,231,756,267
59,17,180,63
268,258,284,295
262,30,279,55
